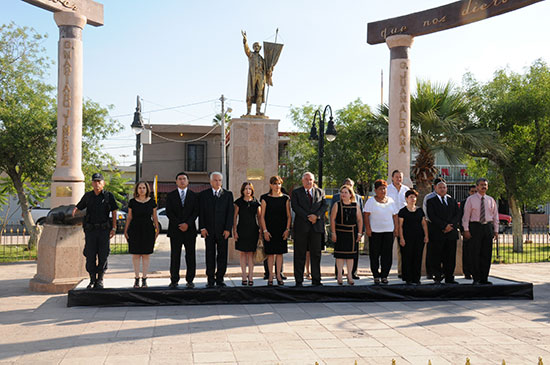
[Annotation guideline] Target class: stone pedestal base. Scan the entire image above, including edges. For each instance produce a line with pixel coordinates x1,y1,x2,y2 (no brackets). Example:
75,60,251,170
29,224,87,293
227,117,280,264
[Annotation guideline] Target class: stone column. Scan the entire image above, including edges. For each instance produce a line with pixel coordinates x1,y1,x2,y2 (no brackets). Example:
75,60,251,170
386,35,414,186
50,11,87,208
227,117,280,264
30,12,88,293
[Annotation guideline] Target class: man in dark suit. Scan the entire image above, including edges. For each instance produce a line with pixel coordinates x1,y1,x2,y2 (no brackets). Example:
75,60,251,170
199,172,234,287
291,172,328,287
166,172,199,289
426,179,460,284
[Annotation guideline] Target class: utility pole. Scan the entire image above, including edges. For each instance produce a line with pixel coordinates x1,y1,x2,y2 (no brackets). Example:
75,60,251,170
220,94,227,187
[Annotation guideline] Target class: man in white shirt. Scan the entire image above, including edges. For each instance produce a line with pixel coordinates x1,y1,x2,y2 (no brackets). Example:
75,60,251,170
387,170,409,208
386,170,409,280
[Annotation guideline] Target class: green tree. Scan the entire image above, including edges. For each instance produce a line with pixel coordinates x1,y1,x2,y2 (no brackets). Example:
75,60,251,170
464,59,550,252
280,100,387,194
0,23,122,247
325,100,387,195
279,104,318,190
0,23,56,247
104,170,130,209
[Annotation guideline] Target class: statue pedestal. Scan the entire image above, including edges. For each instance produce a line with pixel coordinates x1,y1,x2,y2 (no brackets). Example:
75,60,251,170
227,117,280,264
29,224,87,293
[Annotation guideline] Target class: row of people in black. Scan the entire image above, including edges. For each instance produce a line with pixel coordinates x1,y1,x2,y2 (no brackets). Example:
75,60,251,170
75,170,498,289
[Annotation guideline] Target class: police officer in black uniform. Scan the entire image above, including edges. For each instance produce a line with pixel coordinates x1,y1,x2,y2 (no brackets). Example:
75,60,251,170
73,173,118,289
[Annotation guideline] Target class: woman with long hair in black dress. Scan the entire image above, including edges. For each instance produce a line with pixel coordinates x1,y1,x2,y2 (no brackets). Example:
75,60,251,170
398,189,429,285
233,182,261,286
330,185,363,285
124,181,159,288
260,176,291,286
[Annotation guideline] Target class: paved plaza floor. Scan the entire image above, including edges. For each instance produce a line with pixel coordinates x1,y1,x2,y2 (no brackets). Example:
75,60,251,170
1,234,549,364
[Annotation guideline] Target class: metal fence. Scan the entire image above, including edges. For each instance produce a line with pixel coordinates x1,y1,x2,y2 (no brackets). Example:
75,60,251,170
0,225,35,262
494,225,550,264
1,225,128,262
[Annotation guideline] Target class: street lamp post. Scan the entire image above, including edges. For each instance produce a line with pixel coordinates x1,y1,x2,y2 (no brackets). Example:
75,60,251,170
309,105,337,189
131,95,144,184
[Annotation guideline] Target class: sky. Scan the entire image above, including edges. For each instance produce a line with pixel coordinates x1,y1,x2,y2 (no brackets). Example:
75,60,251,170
3,0,550,166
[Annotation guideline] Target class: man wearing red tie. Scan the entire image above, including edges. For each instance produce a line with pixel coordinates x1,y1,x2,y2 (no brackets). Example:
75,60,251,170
462,178,499,285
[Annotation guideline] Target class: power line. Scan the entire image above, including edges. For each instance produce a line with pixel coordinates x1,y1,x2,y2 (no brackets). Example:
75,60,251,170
109,98,218,118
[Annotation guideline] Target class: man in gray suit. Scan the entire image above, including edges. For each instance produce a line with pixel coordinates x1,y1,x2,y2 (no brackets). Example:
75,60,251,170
291,172,328,287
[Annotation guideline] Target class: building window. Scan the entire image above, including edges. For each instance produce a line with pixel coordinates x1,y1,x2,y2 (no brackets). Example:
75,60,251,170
186,143,206,172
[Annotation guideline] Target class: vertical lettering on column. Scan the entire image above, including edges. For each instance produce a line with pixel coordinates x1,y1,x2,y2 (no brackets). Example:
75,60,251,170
61,40,72,166
398,61,408,154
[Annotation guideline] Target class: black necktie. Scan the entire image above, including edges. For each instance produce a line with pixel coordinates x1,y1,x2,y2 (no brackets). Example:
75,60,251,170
307,190,312,204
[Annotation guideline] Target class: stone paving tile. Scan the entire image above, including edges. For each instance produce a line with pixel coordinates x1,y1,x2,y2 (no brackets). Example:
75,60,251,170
192,341,232,352
233,349,279,362
103,355,150,365
322,359,370,365
305,338,348,349
313,347,359,359
193,350,236,363
273,347,318,360
59,356,108,365
353,346,399,357
361,356,410,364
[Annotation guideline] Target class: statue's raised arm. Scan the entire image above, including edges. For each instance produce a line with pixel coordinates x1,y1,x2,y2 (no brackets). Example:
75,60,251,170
241,30,251,57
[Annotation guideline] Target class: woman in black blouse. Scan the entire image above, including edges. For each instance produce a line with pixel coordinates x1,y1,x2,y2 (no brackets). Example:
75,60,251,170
124,181,159,288
398,189,429,285
233,182,261,286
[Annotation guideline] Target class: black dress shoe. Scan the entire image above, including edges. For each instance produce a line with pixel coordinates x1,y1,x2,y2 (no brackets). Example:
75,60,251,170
445,280,459,285
216,282,227,288
312,282,323,287
472,281,480,285
352,274,360,280
186,282,195,289
168,282,178,289
294,282,303,287
206,282,215,288
381,278,388,285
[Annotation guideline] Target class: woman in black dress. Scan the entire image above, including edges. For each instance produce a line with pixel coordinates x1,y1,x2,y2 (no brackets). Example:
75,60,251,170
233,182,261,286
124,181,159,288
260,176,291,286
398,189,429,285
330,185,363,285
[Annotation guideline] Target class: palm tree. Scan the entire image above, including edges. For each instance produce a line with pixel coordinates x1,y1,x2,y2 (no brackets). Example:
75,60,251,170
378,80,495,199
410,80,497,198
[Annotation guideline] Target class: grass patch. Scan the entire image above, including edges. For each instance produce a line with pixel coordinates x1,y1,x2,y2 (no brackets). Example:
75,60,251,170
110,243,129,255
493,242,550,264
0,245,37,262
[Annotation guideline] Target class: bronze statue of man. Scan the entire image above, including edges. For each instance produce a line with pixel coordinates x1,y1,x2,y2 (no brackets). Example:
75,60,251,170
242,31,273,116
